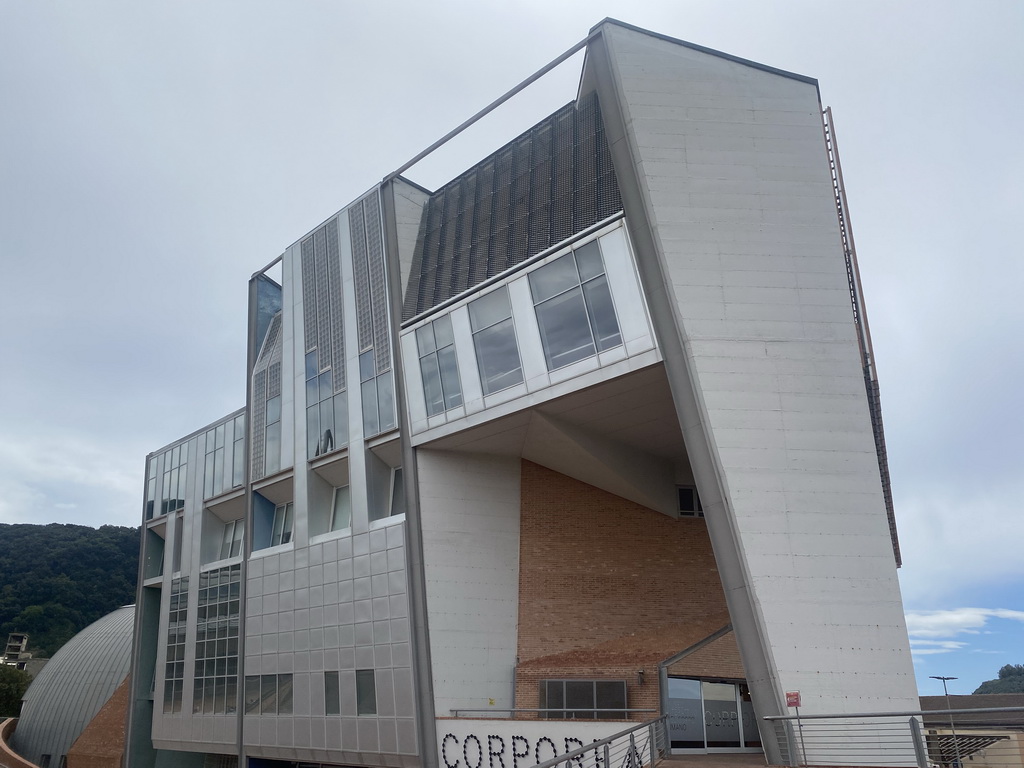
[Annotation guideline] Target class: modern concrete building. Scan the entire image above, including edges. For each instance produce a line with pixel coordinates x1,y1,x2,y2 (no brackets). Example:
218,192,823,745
126,19,918,768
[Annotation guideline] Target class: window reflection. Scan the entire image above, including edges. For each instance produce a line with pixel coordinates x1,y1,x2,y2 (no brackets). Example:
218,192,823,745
470,287,523,395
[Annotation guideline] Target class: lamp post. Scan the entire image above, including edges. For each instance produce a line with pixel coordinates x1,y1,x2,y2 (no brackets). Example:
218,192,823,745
930,676,962,768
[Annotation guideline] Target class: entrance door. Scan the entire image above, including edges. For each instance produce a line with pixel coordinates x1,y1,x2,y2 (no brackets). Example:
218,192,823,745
667,678,762,753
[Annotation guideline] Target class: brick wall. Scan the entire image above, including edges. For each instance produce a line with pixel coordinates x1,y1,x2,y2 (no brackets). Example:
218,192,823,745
66,676,129,768
515,462,742,719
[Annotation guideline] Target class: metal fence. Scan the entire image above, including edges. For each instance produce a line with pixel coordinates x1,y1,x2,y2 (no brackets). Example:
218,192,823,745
530,716,668,768
764,708,1024,768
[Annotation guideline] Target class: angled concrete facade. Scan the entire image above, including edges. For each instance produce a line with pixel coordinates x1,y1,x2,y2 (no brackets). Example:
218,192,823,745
127,19,917,768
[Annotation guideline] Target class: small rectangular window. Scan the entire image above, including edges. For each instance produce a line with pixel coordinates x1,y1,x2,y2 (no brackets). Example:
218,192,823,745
331,487,352,531
540,679,627,719
356,669,376,715
678,486,704,517
470,287,523,395
417,314,463,416
271,502,294,546
325,671,340,715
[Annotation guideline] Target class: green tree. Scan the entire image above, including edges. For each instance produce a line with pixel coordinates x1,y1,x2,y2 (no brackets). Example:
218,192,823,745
0,665,31,717
974,664,1024,694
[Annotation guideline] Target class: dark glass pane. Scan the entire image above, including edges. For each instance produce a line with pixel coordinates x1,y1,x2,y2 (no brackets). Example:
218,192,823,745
278,674,293,714
361,379,379,436
433,314,455,348
529,253,579,303
265,422,281,475
319,370,333,402
535,288,595,369
356,669,376,715
565,681,595,719
469,288,511,331
305,350,318,379
266,396,281,425
543,681,563,718
582,275,622,351
416,324,436,356
307,405,319,458
377,372,396,432
574,240,604,281
306,376,319,407
420,354,444,416
332,393,348,447
319,400,335,452
325,671,341,715
473,319,523,394
667,678,703,749
332,486,352,531
596,681,627,719
232,439,244,487
215,423,226,449
359,350,376,382
391,468,405,517
437,346,462,409
260,674,277,714
244,675,260,714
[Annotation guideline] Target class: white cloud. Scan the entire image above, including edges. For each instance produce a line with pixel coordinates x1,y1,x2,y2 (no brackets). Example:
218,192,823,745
905,608,1024,640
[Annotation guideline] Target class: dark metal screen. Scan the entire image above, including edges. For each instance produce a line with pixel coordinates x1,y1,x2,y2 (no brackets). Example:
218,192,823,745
403,92,622,320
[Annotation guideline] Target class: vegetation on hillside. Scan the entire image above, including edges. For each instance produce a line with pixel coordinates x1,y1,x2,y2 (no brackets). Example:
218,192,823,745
0,523,139,657
974,664,1024,694
0,665,31,717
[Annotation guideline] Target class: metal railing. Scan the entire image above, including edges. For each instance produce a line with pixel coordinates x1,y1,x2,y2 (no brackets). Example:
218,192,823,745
449,708,658,718
528,716,668,768
764,707,1024,767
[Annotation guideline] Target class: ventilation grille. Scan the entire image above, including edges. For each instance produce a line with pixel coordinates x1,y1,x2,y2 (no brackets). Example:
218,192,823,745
403,92,622,320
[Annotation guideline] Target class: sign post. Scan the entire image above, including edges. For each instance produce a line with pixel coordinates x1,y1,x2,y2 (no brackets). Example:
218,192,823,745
786,692,807,766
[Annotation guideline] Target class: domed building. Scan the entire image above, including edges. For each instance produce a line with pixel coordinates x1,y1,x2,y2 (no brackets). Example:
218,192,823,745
5,605,134,768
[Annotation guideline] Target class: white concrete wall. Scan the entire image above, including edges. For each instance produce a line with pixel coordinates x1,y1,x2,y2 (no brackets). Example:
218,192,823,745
416,450,521,716
601,24,917,715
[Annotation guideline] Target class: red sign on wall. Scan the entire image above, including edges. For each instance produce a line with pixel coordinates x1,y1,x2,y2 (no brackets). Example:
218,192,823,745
785,691,801,708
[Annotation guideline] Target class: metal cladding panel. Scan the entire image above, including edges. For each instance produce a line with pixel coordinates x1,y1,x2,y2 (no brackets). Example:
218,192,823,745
300,238,317,354
326,218,347,393
313,226,333,373
349,201,373,353
250,367,267,481
402,91,623,320
12,606,135,767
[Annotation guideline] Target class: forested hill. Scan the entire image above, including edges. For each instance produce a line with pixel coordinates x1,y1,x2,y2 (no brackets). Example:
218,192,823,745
0,523,139,657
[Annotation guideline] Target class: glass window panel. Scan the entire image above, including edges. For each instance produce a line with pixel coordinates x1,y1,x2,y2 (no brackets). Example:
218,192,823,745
230,520,243,558
305,350,318,380
740,684,761,747
332,393,348,447
319,400,335,453
271,505,286,546
703,682,741,748
220,522,233,561
307,405,320,458
282,503,293,544
390,468,406,517
204,453,215,499
356,669,376,715
266,396,281,425
596,681,626,719
667,678,703,749
359,350,376,382
420,354,444,416
565,681,595,719
543,681,563,717
529,253,579,303
437,346,462,409
469,288,511,331
214,677,227,714
332,486,352,531
325,671,341,715
416,324,436,357
473,318,523,395
582,275,622,352
260,674,277,714
213,448,224,495
226,677,238,714
232,439,244,487
433,314,454,348
265,422,281,475
377,372,396,432
234,413,245,434
318,370,333,402
535,288,596,370
204,678,215,714
361,379,379,436
215,423,226,448
278,674,293,714
306,376,319,407
574,241,605,281
243,679,260,716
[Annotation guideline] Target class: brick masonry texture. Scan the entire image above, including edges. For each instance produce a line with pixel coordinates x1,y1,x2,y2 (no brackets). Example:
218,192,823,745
515,462,745,719
66,676,130,768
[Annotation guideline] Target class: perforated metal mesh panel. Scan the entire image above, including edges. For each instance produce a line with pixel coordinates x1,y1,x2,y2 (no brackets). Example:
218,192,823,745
403,92,622,319
349,202,372,354
250,368,267,481
364,193,391,374
300,238,317,354
325,218,347,393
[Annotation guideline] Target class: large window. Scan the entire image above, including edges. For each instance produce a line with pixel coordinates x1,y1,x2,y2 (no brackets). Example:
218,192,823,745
193,564,240,715
416,314,462,415
540,679,627,719
203,414,245,499
219,519,244,560
162,577,189,714
306,349,348,459
244,674,293,715
470,287,523,395
270,502,294,546
529,241,622,370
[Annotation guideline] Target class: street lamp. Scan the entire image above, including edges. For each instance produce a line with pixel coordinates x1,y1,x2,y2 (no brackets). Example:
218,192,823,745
930,676,962,768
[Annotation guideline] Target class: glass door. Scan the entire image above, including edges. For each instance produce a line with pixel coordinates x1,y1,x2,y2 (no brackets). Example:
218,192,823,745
667,678,762,753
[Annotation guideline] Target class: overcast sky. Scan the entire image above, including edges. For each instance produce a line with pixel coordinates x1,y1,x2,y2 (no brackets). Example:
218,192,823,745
1,0,1021,695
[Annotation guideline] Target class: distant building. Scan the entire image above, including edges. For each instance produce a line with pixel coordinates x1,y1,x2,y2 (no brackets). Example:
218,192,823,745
126,18,918,768
2,634,46,680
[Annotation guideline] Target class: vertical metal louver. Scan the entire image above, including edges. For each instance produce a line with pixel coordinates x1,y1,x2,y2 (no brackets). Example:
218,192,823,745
326,219,346,393
402,91,623,319
348,192,392,374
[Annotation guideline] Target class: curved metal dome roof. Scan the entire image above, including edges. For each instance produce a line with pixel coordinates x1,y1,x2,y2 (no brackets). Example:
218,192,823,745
11,605,135,767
